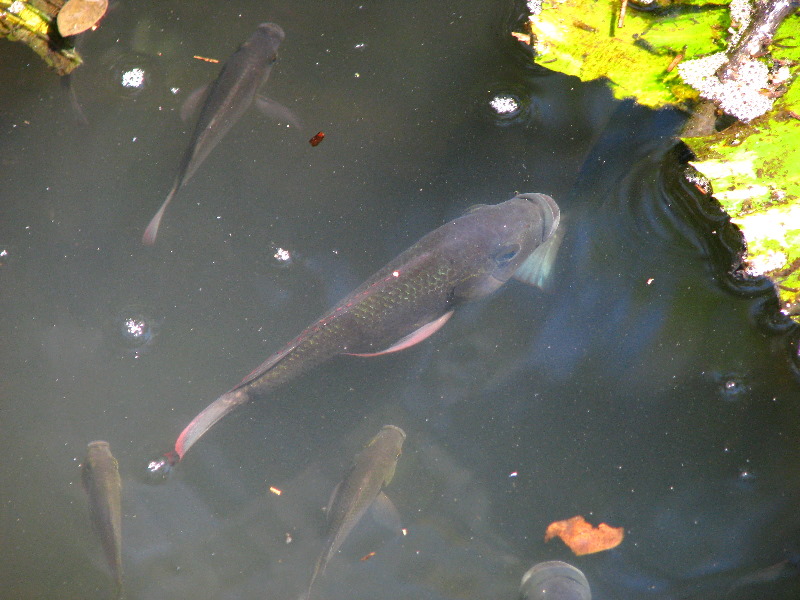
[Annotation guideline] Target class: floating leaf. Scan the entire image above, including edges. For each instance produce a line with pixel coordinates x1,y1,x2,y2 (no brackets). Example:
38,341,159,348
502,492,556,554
57,0,108,37
544,515,624,556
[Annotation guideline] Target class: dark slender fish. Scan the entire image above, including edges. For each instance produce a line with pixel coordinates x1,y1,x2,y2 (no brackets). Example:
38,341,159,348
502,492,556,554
142,22,298,245
82,440,123,599
305,425,406,600
148,193,560,473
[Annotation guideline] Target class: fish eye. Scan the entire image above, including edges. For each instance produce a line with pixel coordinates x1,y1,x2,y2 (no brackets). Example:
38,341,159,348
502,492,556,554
493,244,520,267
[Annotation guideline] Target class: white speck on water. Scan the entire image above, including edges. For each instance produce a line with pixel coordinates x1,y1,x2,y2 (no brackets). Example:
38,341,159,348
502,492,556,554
273,247,292,263
121,68,146,89
489,94,520,115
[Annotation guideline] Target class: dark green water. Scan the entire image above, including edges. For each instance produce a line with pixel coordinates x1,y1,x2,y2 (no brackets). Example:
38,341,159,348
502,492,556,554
1,1,799,599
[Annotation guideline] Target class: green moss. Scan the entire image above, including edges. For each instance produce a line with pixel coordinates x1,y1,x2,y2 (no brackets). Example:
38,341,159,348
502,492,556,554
527,0,732,107
522,0,800,319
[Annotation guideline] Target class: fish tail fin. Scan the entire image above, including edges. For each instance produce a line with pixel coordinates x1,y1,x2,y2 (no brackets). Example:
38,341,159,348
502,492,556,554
142,183,179,245
173,389,250,458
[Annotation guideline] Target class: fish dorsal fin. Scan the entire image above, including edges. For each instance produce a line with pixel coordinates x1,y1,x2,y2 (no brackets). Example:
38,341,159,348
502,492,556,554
347,311,454,357
513,223,565,290
464,203,490,214
234,340,301,390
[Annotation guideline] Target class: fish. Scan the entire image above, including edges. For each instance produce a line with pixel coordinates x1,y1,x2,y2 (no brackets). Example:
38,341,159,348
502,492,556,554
305,425,406,600
81,440,123,600
142,22,300,245
519,561,591,600
148,193,560,474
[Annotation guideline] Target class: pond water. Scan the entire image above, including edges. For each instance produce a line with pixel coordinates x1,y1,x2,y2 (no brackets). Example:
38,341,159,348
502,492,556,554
1,1,799,599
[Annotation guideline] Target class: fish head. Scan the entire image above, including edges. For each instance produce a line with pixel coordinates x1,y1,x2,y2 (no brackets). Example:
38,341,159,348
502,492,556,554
253,23,285,58
450,193,560,301
377,425,406,484
255,22,285,41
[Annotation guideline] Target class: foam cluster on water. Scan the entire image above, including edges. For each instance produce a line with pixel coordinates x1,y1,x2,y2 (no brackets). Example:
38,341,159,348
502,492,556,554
678,52,774,123
677,0,790,122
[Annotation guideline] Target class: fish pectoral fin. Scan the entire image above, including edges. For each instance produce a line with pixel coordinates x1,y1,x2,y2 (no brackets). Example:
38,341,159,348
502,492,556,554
513,221,565,290
255,95,303,129
347,311,454,357
180,83,211,123
325,481,342,516
369,491,402,533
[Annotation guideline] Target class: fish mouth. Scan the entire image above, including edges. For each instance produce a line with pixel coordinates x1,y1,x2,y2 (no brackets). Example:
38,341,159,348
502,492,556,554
258,23,286,41
382,424,407,439
518,193,560,241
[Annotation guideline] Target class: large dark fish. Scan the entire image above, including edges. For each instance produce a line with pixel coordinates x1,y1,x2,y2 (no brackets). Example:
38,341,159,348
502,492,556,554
148,193,560,474
82,440,123,599
142,22,298,245
305,425,406,600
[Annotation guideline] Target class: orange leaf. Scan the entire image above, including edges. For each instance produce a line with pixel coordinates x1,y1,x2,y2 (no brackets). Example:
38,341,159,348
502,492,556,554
544,515,624,556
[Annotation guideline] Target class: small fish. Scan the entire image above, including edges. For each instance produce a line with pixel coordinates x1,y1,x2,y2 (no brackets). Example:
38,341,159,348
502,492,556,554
306,425,406,600
142,22,300,245
82,441,123,599
150,193,560,472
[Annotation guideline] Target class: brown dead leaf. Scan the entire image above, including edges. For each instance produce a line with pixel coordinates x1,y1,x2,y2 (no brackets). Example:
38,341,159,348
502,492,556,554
544,515,624,556
58,0,109,37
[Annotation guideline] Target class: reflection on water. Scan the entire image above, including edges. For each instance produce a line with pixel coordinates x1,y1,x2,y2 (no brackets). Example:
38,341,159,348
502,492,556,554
1,1,799,599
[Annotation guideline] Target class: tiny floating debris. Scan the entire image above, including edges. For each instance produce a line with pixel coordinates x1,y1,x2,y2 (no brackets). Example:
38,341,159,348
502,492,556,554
309,131,325,146
193,55,220,64
545,515,624,556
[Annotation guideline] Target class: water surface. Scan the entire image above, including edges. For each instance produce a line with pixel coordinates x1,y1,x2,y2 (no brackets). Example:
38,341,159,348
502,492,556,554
1,1,799,599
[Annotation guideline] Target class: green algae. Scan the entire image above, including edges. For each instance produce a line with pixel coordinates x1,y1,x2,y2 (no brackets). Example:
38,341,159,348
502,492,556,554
521,0,800,319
